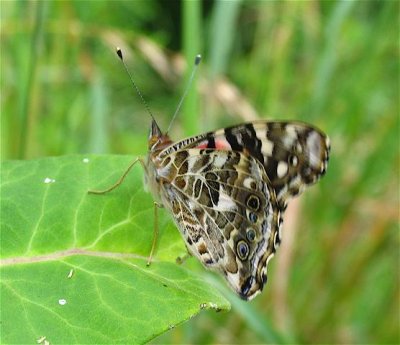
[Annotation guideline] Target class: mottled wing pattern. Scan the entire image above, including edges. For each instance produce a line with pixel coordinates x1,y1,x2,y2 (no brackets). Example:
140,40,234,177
157,149,282,300
154,120,330,300
161,121,330,207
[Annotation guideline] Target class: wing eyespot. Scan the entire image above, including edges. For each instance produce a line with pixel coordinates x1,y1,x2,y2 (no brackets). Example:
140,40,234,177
246,228,256,242
236,240,250,260
246,195,260,211
248,212,258,223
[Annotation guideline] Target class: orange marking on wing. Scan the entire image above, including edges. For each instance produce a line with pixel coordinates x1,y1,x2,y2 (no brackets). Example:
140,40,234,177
196,143,208,149
196,139,231,150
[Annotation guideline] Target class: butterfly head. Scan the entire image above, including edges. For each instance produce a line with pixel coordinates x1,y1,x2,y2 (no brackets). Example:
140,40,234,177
148,119,173,152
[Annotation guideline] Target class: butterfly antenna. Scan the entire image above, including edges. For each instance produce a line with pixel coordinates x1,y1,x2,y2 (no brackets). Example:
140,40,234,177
116,47,156,121
166,54,202,135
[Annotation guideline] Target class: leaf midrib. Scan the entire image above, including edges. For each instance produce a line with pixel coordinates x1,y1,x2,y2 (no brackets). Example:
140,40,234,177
0,248,148,266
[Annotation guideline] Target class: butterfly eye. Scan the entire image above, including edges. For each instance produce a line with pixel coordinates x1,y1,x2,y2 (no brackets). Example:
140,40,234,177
248,212,258,223
246,228,256,242
237,240,249,260
246,195,260,211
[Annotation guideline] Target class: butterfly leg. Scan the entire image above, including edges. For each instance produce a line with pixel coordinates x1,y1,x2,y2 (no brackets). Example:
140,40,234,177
88,157,145,194
176,252,191,265
147,201,163,266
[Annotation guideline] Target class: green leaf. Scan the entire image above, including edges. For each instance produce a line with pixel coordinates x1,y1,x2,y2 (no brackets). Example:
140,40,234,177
0,155,230,344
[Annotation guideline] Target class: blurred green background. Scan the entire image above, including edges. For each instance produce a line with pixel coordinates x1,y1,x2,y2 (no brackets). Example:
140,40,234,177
1,1,399,344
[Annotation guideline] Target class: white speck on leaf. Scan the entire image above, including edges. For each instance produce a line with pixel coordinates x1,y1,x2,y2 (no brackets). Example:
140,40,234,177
44,177,55,184
82,158,89,163
37,336,46,344
58,299,67,305
67,269,74,278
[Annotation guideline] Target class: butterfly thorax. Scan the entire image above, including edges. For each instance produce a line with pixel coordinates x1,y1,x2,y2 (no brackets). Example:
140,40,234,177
145,120,176,200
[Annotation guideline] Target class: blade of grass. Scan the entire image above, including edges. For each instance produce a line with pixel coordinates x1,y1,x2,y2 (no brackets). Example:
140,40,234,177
205,0,243,129
208,1,242,77
18,1,47,158
205,274,293,344
182,0,202,136
89,71,109,153
309,0,356,120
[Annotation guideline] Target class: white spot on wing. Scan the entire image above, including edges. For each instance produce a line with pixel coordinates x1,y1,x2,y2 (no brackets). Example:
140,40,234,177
158,164,172,179
307,131,322,168
266,252,275,265
216,192,236,211
325,136,331,149
261,139,273,157
277,161,288,178
213,154,228,168
243,177,255,189
283,125,297,147
187,156,197,172
236,134,244,146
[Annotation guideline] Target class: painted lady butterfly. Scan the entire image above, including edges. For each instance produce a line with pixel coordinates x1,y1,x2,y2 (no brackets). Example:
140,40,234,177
90,49,330,300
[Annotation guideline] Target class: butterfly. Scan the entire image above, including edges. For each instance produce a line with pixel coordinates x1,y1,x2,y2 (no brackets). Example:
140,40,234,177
144,119,329,300
89,49,330,300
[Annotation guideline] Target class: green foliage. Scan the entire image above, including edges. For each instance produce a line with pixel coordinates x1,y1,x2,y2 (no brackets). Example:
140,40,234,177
1,1,398,344
1,156,229,344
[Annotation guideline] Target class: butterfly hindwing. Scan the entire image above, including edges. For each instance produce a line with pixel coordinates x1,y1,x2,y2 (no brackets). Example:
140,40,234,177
157,148,282,299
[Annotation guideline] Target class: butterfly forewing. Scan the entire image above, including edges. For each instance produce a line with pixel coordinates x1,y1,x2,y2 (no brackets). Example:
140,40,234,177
160,121,330,206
